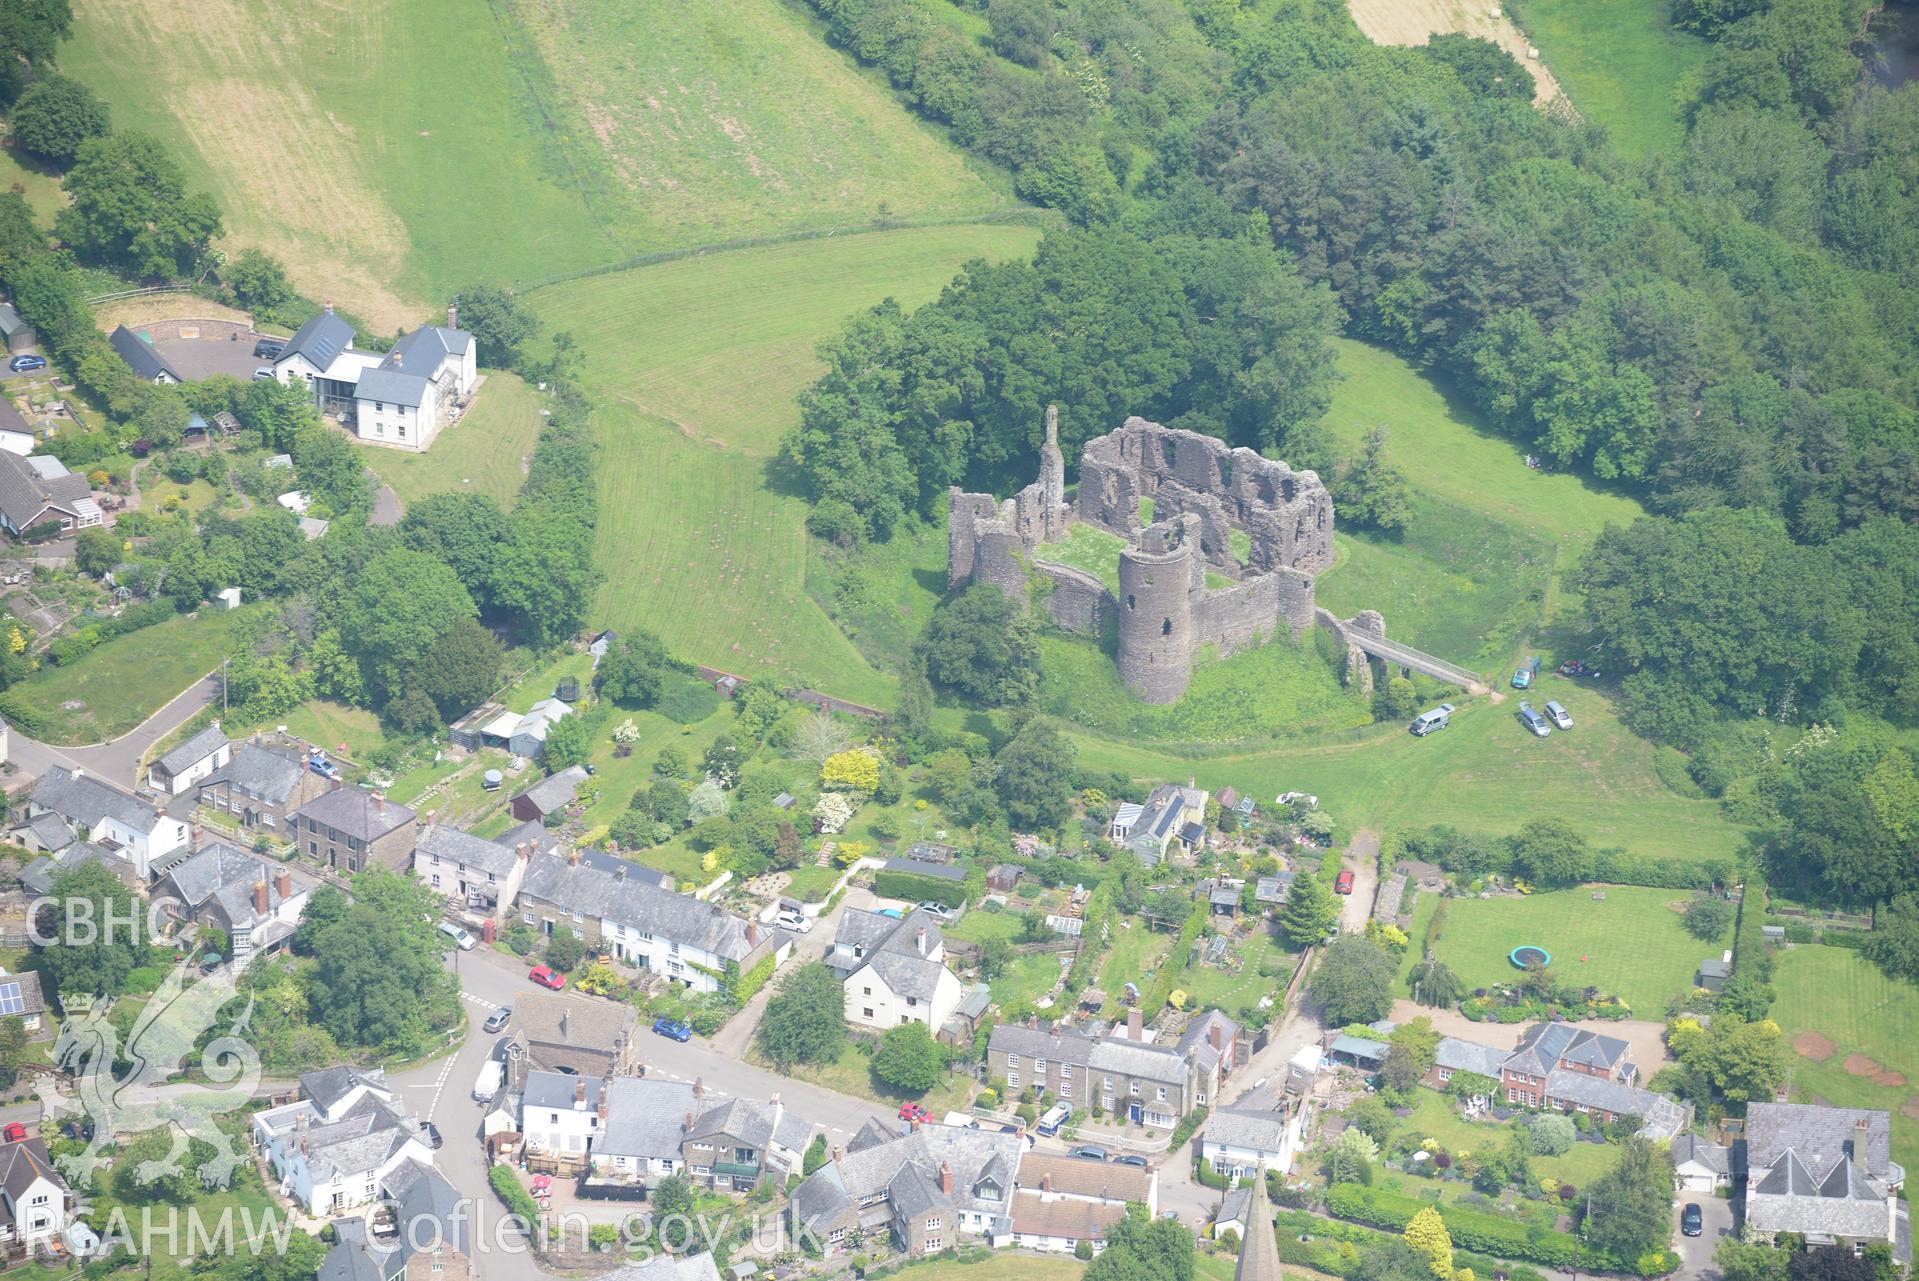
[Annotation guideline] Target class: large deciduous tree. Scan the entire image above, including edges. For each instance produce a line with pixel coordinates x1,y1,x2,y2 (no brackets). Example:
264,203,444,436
58,133,222,278
8,73,108,165
757,963,847,1068
1309,934,1397,1026
1580,1136,1676,1268
915,584,1038,706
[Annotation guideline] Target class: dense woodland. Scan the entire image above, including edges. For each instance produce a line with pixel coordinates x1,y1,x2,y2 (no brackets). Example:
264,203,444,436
783,0,1919,922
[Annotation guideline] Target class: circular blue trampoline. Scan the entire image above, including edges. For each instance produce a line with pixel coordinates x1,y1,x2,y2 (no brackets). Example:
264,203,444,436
1510,945,1551,969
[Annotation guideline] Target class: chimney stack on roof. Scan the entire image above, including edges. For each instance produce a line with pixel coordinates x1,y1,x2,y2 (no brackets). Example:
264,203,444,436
1210,1022,1223,1052
324,300,334,314
747,921,759,947
568,847,581,866
447,303,458,331
831,1146,842,1164
1040,1173,1052,1193
1853,1117,1870,1174
252,879,269,915
616,865,627,882
939,1162,953,1194
916,927,928,955
694,1077,704,1102
574,1076,587,1105
373,793,384,813
274,869,292,899
1127,1008,1143,1041
684,1112,694,1133
518,842,531,861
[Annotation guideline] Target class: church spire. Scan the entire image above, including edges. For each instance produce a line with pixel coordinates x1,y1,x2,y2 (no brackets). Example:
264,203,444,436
1234,1167,1284,1281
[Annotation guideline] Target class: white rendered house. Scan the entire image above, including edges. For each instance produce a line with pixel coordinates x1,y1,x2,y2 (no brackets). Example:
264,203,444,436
830,908,965,1032
273,306,477,453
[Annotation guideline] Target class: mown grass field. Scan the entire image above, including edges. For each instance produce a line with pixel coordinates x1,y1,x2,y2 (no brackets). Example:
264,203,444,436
1322,338,1646,620
1774,945,1919,1179
0,147,65,229
63,0,1013,330
1068,678,1745,865
527,225,1041,700
1431,885,1724,1014
361,373,544,513
1510,0,1710,158
8,606,266,744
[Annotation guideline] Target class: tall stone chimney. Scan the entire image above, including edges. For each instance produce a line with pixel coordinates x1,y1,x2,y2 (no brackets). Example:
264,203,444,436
373,793,384,813
1210,1021,1223,1052
252,880,268,915
683,1112,695,1133
447,303,458,330
939,1162,953,1194
274,869,292,899
574,1075,587,1105
1853,1117,1870,1175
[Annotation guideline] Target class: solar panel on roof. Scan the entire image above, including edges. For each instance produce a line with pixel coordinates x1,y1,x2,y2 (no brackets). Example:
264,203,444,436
0,982,26,1015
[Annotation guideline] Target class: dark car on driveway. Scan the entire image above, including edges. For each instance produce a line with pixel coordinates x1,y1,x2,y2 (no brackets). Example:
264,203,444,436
1112,1154,1148,1168
421,1122,443,1150
652,1016,693,1042
8,355,46,373
1681,1204,1703,1237
252,340,284,360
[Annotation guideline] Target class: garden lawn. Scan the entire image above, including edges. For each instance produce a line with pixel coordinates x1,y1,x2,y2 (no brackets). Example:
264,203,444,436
361,373,546,513
62,0,1012,331
948,910,1026,944
278,699,389,762
1398,889,1440,987
912,1256,1086,1281
529,225,1041,703
1170,925,1290,1018
0,149,64,229
1772,945,1919,1180
7,605,268,744
1431,885,1723,1016
1395,1090,1622,1195
1511,0,1710,158
992,952,1068,1012
1094,919,1175,1009
1068,677,1745,867
748,1041,976,1113
808,517,951,679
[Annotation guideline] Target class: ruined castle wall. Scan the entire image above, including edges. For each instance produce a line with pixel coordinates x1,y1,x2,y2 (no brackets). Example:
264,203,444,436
1034,563,1112,635
1192,575,1282,661
1115,527,1203,705
947,490,1005,589
971,527,1031,606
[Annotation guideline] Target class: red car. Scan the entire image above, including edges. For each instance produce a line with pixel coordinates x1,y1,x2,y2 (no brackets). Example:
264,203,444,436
528,965,566,990
898,1103,930,1123
1334,869,1355,895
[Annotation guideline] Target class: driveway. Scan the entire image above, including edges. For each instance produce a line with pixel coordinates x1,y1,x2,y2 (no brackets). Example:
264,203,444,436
1672,1194,1734,1280
1339,829,1381,932
708,884,873,1059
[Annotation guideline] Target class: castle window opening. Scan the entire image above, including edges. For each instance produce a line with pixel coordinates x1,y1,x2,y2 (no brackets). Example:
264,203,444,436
1161,439,1177,468
1127,595,1135,610
1162,618,1172,636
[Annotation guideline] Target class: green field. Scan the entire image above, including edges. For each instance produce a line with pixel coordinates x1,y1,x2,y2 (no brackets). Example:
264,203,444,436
1774,945,1919,1179
7,606,266,745
1513,0,1710,158
1036,633,1371,745
1069,679,1744,866
1431,885,1724,1015
63,0,1013,330
1036,524,1131,595
361,373,545,512
526,225,1041,701
0,147,65,229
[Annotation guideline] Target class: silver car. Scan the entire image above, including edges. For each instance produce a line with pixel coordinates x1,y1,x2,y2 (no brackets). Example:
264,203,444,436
1517,702,1551,737
1544,700,1573,730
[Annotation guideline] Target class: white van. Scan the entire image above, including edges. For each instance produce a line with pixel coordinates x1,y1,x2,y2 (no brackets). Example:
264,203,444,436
1036,1103,1072,1137
438,921,477,951
472,1058,505,1102
1410,703,1456,736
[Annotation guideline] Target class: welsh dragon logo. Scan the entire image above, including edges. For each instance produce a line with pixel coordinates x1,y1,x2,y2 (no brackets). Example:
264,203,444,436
36,953,261,1191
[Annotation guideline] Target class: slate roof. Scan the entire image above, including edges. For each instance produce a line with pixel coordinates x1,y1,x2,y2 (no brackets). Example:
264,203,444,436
1202,1108,1290,1155
18,812,75,852
838,907,957,1000
318,1219,387,1281
299,1094,421,1183
520,855,760,962
990,1022,1191,1086
384,1158,470,1261
512,991,638,1057
597,1077,700,1161
301,1065,390,1115
159,840,278,915
0,1136,60,1206
524,1069,604,1111
685,1096,813,1155
0,304,26,338
279,310,355,371
1254,874,1294,904
1672,1134,1730,1175
354,366,427,408
1507,1023,1631,1079
0,450,94,531
107,325,180,382
31,766,164,834
883,857,966,882
847,1117,896,1153
153,726,228,779
1234,1166,1284,1281
1216,1184,1253,1229
20,841,137,896
1542,1069,1688,1137
517,765,590,816
203,743,305,805
292,788,416,841
1179,1010,1239,1080
416,824,520,877
1434,1036,1509,1079
1746,1103,1895,1180
791,1124,1022,1234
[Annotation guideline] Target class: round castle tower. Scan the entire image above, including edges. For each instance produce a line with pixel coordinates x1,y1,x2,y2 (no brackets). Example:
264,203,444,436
1115,514,1203,704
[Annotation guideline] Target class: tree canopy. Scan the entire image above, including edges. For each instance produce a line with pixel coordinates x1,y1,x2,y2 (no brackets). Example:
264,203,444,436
757,963,847,1068
1309,934,1397,1026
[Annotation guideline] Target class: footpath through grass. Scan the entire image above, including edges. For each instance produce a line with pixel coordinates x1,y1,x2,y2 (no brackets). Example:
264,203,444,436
1431,885,1725,1015
528,225,1041,703
1509,0,1710,158
1774,945,1919,1179
360,373,545,513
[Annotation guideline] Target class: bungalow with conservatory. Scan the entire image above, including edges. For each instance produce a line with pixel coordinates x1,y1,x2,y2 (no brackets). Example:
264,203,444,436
272,306,476,453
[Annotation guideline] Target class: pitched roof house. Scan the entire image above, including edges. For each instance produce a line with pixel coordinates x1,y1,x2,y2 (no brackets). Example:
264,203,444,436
251,1068,435,1217
413,824,532,915
1110,784,1208,865
198,741,330,833
1423,1025,1691,1139
147,725,230,796
510,764,590,823
0,1132,71,1247
319,1160,472,1281
789,1123,1021,1257
25,765,189,881
291,788,417,874
0,450,100,536
1742,1103,1905,1254
681,1094,815,1192
273,307,477,453
107,325,181,384
1009,1151,1151,1253
153,841,309,964
506,991,641,1081
988,1013,1207,1128
829,907,965,1033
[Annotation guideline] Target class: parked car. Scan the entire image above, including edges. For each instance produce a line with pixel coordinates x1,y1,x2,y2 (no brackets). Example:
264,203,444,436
1544,700,1573,730
652,1016,693,1042
252,340,284,360
528,965,566,990
1410,703,1455,736
877,907,904,919
915,901,954,921
437,921,476,951
1112,1154,1148,1168
1070,1145,1110,1162
898,1103,931,1123
421,1122,443,1150
1335,869,1356,895
1680,1204,1703,1237
251,366,276,381
7,354,46,373
1516,702,1551,737
483,1007,512,1034
775,908,812,934
1512,656,1540,689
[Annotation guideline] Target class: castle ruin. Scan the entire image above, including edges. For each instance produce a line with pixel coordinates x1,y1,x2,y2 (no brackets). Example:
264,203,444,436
948,411,1336,703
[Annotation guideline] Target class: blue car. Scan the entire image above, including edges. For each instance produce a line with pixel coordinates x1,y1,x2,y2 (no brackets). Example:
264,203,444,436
8,355,46,373
652,1017,693,1042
